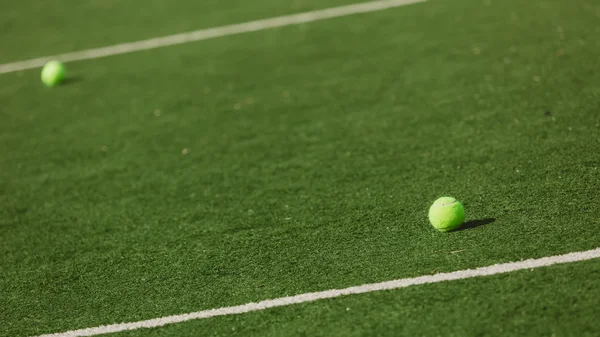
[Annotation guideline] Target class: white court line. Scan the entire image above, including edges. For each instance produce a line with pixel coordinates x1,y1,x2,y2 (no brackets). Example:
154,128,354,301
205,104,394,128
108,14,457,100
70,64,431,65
34,247,600,337
0,0,425,74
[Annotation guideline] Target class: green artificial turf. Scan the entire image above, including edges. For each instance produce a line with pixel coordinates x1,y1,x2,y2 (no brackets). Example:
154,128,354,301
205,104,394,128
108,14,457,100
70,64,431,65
1,0,600,336
111,259,600,337
0,0,369,64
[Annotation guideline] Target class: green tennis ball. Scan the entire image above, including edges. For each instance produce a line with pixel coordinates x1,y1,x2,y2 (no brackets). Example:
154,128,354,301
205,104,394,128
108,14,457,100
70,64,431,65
428,196,465,232
41,60,66,87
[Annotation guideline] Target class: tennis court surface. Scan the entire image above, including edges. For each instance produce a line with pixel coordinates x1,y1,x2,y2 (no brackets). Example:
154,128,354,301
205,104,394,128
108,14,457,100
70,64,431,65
1,0,599,336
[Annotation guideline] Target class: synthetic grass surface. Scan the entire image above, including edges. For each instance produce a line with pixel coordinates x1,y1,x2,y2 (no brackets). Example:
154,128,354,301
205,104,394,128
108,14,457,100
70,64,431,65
0,0,370,64
1,0,600,336
110,259,600,337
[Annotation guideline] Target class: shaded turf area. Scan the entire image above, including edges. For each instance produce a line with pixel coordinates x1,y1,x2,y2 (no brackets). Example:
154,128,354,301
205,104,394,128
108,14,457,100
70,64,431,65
1,0,599,336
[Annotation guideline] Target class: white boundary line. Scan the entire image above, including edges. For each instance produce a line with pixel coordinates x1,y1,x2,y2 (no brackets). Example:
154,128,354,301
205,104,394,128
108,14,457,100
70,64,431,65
34,247,600,337
0,0,425,74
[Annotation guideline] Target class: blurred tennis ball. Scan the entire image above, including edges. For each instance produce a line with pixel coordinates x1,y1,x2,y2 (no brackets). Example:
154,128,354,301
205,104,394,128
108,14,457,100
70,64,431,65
41,61,66,87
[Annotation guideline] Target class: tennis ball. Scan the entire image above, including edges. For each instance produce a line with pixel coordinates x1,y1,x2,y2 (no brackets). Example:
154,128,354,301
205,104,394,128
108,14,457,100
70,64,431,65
41,61,66,87
428,196,465,232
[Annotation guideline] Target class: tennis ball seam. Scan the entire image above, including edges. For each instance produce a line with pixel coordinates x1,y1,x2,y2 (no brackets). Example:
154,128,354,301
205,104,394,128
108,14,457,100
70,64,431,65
432,200,458,207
